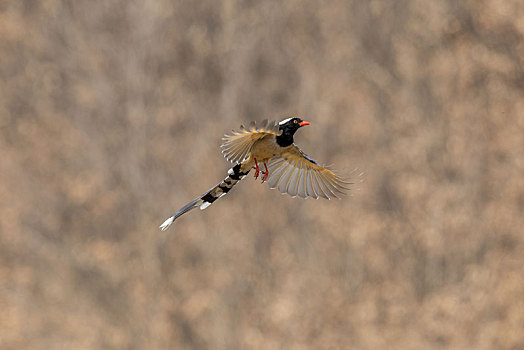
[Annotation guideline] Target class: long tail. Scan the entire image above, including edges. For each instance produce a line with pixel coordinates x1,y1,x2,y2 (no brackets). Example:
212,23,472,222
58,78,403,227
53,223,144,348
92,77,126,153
159,163,250,230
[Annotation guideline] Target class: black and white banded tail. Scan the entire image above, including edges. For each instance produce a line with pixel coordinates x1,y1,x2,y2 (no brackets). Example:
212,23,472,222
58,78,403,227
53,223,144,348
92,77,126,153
159,164,250,231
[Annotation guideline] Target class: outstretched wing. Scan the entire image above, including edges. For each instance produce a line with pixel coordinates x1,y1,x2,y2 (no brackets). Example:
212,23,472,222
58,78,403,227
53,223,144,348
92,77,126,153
221,119,280,163
266,144,355,199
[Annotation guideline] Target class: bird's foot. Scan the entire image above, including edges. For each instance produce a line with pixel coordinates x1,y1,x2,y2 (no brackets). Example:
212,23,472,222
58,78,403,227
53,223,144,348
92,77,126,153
253,158,260,179
261,162,269,183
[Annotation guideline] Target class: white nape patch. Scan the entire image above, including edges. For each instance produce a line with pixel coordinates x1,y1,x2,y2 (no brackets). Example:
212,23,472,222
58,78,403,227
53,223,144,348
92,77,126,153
228,168,234,175
200,201,212,210
279,117,293,125
159,216,174,231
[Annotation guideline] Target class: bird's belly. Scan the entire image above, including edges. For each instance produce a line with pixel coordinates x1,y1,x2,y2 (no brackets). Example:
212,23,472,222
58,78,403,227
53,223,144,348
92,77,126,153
250,137,280,162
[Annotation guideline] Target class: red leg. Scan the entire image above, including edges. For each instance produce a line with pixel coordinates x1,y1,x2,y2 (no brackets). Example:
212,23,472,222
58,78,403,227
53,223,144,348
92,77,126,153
261,162,269,183
253,158,260,179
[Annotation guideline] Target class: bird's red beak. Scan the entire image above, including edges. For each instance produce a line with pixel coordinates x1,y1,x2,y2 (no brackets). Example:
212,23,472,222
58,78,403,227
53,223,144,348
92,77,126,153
299,121,310,126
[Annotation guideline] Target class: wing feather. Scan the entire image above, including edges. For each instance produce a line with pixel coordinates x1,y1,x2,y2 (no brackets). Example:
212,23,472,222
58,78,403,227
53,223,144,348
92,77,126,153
285,165,298,196
279,163,295,194
305,169,318,199
320,172,345,195
290,163,302,197
221,120,280,163
316,171,338,198
311,170,329,199
296,166,307,198
267,144,355,199
267,160,289,189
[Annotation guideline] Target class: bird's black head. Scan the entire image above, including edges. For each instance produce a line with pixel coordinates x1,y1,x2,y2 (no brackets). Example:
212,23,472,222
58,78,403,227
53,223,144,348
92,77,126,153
276,117,310,147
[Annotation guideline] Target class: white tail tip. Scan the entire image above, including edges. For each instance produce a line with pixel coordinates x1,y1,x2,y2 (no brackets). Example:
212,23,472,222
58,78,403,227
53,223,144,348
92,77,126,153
159,216,175,231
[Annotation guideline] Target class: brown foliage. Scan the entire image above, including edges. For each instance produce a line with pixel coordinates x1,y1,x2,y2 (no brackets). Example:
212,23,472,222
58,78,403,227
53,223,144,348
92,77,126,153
0,1,523,349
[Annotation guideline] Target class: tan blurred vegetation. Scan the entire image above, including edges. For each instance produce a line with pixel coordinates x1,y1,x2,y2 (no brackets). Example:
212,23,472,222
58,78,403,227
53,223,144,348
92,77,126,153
1,0,523,349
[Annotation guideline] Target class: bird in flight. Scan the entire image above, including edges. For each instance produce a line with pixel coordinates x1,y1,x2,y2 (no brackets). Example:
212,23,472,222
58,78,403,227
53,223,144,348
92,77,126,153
160,117,357,230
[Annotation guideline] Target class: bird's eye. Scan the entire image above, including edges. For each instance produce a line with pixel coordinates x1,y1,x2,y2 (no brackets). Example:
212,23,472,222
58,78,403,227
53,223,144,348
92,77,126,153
294,120,298,124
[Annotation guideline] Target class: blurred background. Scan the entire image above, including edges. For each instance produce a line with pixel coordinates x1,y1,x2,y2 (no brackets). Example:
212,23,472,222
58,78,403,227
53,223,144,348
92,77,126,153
1,1,523,349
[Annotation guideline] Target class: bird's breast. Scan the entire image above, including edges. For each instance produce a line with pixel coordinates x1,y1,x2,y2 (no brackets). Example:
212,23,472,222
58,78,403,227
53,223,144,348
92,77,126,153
250,136,282,162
